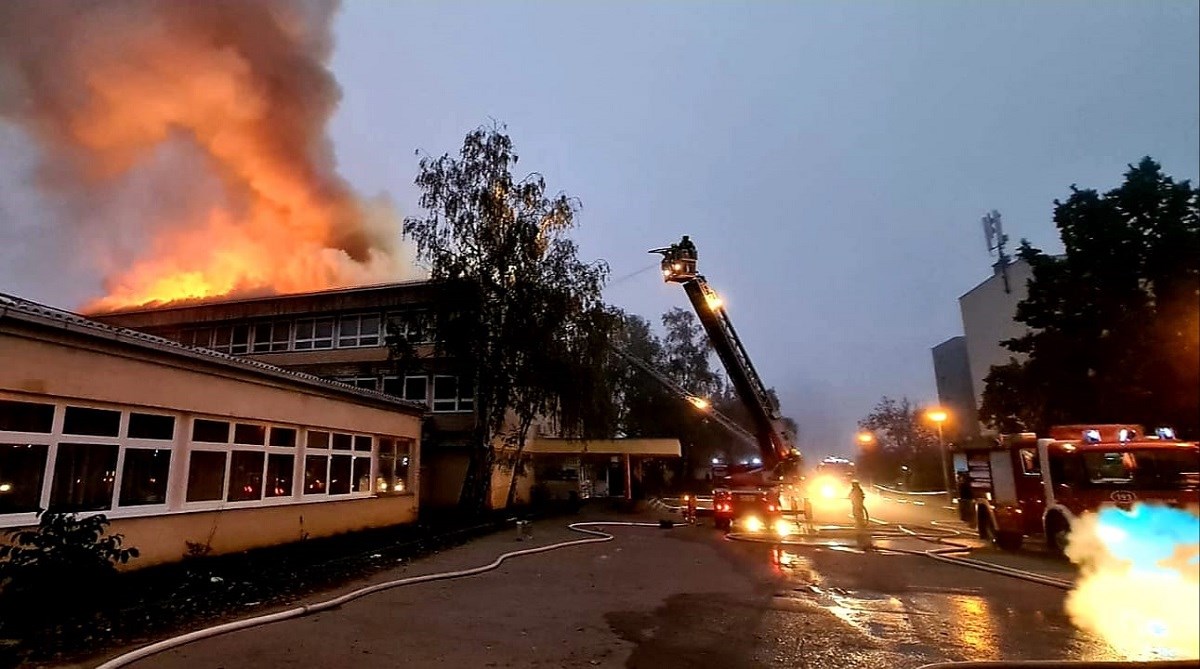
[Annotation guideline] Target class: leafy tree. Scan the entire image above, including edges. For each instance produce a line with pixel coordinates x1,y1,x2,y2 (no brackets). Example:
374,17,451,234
403,126,610,510
856,396,944,489
980,158,1200,437
0,511,138,635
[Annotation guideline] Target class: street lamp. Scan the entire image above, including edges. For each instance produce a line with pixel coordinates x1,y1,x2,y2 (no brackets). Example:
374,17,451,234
925,408,951,495
688,396,710,410
855,432,875,446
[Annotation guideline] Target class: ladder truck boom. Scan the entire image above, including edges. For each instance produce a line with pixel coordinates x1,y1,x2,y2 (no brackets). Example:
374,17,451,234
609,344,759,449
650,237,800,472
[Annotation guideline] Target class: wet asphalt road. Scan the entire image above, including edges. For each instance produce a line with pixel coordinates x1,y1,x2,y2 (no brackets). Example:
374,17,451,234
98,495,1117,669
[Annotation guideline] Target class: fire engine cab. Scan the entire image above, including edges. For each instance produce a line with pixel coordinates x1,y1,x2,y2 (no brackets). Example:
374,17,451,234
960,424,1199,553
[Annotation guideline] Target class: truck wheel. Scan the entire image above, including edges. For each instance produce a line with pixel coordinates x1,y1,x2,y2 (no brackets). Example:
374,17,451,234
994,531,1023,551
1045,514,1070,556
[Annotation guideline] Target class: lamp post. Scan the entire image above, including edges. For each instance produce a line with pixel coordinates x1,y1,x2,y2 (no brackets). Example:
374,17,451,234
925,408,951,496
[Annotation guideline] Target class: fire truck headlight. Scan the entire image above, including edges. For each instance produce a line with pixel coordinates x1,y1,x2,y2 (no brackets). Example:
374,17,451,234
774,519,794,538
742,516,765,533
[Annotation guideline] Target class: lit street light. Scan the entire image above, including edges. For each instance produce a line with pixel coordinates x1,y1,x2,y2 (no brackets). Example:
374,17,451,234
856,432,875,445
925,407,951,496
688,396,710,410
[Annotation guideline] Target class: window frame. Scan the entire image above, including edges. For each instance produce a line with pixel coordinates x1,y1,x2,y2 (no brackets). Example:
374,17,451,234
337,313,383,348
1,394,412,528
432,375,474,413
294,318,335,350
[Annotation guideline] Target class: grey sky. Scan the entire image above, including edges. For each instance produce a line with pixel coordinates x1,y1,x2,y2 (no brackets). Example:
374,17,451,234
3,2,1197,456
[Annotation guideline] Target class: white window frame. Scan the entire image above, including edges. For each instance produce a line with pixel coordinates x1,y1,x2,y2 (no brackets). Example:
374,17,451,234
294,318,335,350
1,393,409,528
337,313,383,348
385,311,435,345
251,321,292,353
432,375,474,413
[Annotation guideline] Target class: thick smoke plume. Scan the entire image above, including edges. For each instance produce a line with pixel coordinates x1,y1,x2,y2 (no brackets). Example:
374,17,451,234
0,0,417,312
1065,504,1200,660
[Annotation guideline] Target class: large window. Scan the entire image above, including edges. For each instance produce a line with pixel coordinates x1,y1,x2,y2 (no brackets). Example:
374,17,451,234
432,376,474,413
0,443,48,514
337,314,382,348
385,311,435,344
294,318,335,350
212,325,251,355
2,397,415,522
251,321,291,353
377,438,411,494
0,399,55,433
119,449,170,506
381,375,428,402
50,443,119,512
180,328,214,348
228,451,265,502
187,451,227,502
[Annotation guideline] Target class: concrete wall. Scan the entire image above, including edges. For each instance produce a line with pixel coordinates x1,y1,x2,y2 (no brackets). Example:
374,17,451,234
959,260,1033,424
1,332,421,438
108,495,417,568
931,336,979,440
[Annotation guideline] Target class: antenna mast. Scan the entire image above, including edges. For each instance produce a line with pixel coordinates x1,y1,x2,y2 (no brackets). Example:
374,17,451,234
981,210,1011,294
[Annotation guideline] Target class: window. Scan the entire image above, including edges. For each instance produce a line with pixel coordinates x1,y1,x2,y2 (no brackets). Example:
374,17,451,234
352,456,372,492
63,406,121,437
187,451,227,502
211,325,250,354
332,433,353,451
307,430,330,449
337,314,382,348
405,376,428,404
269,427,297,448
128,413,175,440
386,311,435,344
50,443,119,512
0,443,48,514
228,451,265,502
432,376,473,413
234,423,267,445
266,454,295,497
329,455,352,495
382,377,402,397
304,455,328,494
0,399,55,433
192,419,230,443
294,318,334,350
252,322,291,353
377,438,411,494
119,449,170,506
354,435,372,452
181,328,213,348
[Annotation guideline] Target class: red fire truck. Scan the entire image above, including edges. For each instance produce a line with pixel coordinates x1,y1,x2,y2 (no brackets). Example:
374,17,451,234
962,424,1199,552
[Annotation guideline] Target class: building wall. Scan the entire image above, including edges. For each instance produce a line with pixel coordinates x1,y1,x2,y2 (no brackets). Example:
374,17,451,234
931,336,978,440
93,284,479,508
1,325,421,568
959,260,1033,425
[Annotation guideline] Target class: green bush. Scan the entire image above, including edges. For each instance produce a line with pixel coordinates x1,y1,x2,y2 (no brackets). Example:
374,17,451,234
0,511,139,631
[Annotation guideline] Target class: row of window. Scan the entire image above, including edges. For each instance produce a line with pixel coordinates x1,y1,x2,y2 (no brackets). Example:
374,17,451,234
0,398,412,518
179,311,436,354
340,375,475,413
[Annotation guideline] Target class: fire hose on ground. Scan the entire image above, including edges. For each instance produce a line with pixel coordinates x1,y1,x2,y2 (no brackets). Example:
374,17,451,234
94,521,669,669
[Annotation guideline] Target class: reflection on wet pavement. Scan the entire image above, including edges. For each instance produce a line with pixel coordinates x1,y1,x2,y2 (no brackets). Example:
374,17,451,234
742,540,1124,665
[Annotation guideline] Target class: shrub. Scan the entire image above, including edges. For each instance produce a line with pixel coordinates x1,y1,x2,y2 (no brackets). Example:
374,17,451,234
0,511,138,630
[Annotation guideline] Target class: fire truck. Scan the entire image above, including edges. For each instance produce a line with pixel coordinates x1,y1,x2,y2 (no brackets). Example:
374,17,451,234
651,237,805,533
961,424,1199,552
